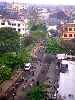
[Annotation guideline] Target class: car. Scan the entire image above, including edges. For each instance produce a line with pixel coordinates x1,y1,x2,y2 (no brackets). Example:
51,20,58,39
56,54,67,60
24,63,31,71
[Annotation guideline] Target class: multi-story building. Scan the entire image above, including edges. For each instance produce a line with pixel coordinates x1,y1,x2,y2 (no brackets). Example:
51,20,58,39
0,18,28,36
11,2,26,11
60,23,75,40
38,8,50,25
48,14,60,26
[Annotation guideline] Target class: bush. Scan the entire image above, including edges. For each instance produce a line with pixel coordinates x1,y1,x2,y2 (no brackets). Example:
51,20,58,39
0,66,12,80
27,85,44,100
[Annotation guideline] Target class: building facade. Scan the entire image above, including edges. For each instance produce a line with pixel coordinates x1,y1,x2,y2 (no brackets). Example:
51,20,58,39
60,23,75,40
11,3,26,11
0,18,28,36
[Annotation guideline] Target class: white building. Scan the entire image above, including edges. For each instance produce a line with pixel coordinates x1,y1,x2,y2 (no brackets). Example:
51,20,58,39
38,8,50,22
0,18,28,36
11,2,27,11
47,25,57,31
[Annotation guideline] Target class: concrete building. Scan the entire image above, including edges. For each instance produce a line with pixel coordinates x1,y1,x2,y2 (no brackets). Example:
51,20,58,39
11,2,26,11
38,8,50,24
48,14,60,26
60,23,75,40
0,18,28,36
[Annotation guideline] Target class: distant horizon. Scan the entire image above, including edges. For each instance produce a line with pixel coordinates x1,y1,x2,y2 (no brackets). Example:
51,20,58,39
0,0,75,6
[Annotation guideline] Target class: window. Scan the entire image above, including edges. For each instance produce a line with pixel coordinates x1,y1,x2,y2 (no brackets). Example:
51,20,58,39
65,28,68,31
18,24,20,27
69,34,72,37
12,23,16,26
13,28,16,31
23,28,24,30
1,22,5,25
64,34,67,37
18,29,20,32
74,28,75,31
69,28,72,31
8,22,11,25
8,23,11,25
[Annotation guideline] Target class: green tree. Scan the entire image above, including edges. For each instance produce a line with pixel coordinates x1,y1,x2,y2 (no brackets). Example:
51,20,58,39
0,51,29,70
0,27,20,81
27,85,44,100
46,37,64,54
30,23,47,40
22,36,33,47
0,27,20,53
0,66,12,80
18,48,31,64
0,27,33,81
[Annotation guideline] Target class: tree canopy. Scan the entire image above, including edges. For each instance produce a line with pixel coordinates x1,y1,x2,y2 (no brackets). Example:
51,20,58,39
0,27,20,53
29,23,47,40
0,65,12,81
27,85,44,100
0,27,33,81
46,37,64,54
0,27,20,81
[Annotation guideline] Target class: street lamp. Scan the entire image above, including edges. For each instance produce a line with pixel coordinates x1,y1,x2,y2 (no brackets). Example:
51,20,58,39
70,50,71,55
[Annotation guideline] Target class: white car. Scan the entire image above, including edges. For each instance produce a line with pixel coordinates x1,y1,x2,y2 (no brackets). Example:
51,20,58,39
56,54,67,60
24,63,31,71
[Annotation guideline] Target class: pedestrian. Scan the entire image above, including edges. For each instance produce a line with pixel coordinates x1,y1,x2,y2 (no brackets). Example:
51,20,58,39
32,71,34,76
25,79,27,83
57,61,60,67
22,84,26,91
0,87,2,93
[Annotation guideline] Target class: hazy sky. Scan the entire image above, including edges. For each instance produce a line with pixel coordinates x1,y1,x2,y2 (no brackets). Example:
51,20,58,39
1,0,75,5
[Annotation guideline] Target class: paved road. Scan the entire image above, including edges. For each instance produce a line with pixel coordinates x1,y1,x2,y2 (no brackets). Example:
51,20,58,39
14,42,46,100
14,61,47,100
5,41,58,100
14,55,57,100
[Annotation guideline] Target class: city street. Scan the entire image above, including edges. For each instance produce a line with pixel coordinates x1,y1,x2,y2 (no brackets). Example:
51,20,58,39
0,41,58,100
14,54,57,100
1,2,75,100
